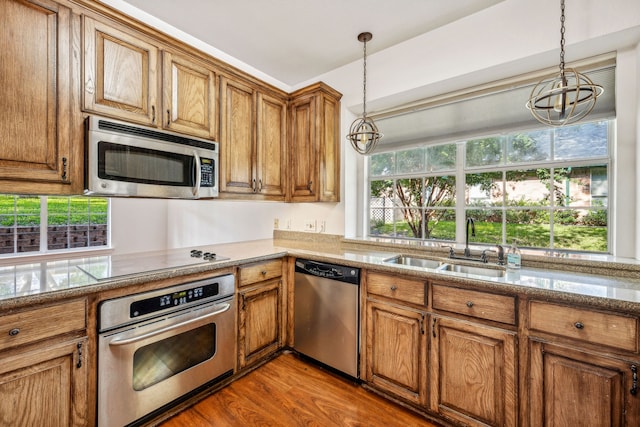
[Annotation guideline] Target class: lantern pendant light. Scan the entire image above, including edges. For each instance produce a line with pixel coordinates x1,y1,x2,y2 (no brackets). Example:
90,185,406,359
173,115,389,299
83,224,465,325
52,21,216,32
526,0,603,127
347,32,383,154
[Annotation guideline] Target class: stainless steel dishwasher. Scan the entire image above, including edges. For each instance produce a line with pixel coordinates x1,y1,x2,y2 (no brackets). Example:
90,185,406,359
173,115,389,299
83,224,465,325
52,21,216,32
294,258,360,378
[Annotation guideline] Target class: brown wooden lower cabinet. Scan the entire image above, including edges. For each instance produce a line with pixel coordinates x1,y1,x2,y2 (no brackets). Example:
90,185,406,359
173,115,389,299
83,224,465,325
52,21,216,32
529,339,640,427
365,299,428,406
430,315,517,427
237,277,283,369
0,337,88,427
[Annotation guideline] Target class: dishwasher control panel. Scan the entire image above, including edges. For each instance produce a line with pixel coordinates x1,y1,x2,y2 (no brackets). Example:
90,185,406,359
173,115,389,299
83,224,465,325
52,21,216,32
295,259,359,284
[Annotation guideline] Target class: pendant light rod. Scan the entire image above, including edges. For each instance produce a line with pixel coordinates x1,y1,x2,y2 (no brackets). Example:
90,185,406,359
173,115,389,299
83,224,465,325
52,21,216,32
359,32,371,117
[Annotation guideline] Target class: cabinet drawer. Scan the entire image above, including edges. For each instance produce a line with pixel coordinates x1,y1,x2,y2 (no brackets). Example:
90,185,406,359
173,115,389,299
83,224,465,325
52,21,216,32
432,283,516,325
529,301,638,352
239,259,283,286
367,272,426,306
0,299,86,351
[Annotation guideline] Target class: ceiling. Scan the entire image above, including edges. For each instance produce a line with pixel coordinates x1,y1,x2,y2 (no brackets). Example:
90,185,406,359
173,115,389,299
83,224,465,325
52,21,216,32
119,0,504,87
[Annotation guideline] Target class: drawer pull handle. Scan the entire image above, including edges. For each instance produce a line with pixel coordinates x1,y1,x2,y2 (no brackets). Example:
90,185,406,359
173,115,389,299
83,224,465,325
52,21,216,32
631,365,638,396
466,301,474,308
574,322,584,329
8,328,20,337
390,285,398,291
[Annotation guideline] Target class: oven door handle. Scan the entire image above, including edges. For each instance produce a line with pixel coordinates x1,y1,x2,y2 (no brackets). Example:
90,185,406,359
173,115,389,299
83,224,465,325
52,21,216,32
108,303,231,347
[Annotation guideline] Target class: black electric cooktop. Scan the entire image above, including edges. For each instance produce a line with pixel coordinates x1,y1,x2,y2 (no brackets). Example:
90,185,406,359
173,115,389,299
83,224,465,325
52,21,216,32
76,247,229,280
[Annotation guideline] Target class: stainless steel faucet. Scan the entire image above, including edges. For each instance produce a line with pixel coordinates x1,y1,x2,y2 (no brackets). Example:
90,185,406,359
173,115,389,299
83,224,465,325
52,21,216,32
464,218,475,257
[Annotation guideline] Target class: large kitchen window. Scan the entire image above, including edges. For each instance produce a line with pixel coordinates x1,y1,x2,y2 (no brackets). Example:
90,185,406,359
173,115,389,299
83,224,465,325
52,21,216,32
0,195,110,256
368,120,611,253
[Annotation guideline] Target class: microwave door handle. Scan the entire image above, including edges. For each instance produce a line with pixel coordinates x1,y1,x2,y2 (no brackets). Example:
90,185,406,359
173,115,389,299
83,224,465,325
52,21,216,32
108,303,231,347
193,151,201,198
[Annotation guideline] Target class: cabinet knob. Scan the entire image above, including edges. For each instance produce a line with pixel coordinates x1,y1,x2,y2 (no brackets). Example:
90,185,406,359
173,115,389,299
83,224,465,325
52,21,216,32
574,322,584,329
466,301,474,308
8,328,20,336
261,270,267,275
390,285,398,291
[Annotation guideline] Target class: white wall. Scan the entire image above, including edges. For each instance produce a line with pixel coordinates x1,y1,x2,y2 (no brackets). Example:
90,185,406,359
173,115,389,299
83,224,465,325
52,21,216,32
109,0,640,257
111,198,345,254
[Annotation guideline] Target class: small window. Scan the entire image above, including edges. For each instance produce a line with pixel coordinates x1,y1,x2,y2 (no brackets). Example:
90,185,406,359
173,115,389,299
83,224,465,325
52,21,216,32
0,195,109,256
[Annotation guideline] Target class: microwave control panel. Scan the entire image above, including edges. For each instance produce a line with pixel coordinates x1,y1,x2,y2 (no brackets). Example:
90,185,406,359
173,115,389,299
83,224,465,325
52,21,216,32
200,158,215,187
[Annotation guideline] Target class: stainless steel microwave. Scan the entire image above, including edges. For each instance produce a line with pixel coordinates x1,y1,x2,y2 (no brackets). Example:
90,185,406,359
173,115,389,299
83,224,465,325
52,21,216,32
85,116,218,199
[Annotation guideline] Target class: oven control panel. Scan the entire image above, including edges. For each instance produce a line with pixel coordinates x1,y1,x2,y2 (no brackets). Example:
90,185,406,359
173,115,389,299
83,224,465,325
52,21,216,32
99,273,235,332
130,282,220,318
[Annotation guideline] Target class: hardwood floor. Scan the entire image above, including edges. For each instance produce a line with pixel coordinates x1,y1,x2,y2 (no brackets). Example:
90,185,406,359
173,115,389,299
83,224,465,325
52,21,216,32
159,352,441,427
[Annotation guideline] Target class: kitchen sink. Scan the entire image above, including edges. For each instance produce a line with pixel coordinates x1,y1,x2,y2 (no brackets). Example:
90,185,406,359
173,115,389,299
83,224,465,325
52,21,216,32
383,255,444,269
437,263,506,278
383,254,506,278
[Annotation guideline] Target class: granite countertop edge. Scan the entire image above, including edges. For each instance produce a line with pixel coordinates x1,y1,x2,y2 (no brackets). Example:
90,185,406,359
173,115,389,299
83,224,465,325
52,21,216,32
2,234,640,315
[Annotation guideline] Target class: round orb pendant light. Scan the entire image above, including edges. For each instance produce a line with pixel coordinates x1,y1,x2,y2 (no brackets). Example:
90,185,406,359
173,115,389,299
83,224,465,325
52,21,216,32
347,32,383,155
526,0,603,127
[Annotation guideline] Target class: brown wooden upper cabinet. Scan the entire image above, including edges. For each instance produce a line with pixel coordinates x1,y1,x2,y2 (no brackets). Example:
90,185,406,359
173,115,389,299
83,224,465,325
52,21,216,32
288,83,342,202
83,16,217,139
83,15,159,126
162,51,217,139
0,0,82,195
219,76,287,200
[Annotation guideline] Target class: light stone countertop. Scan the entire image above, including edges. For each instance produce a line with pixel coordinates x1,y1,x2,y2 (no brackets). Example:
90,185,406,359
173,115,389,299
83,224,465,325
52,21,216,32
1,233,640,315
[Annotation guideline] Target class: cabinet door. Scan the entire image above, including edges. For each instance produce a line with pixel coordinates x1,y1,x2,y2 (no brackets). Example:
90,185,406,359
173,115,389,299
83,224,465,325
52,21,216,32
0,338,87,427
219,77,256,194
0,0,73,188
83,16,158,125
256,92,286,197
288,95,317,201
365,300,427,405
430,316,517,427
238,279,282,368
530,340,640,427
318,93,340,202
162,51,216,139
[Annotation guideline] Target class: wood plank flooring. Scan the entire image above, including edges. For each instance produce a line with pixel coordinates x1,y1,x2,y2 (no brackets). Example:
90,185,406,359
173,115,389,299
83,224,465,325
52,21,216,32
159,352,441,427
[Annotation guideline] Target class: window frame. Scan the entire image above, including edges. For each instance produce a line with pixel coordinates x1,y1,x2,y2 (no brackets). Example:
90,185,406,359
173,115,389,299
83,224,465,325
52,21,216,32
367,119,613,253
0,195,111,258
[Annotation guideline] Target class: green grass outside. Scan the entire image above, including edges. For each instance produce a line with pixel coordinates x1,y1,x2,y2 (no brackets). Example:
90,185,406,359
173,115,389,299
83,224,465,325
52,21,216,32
371,220,607,252
0,195,108,227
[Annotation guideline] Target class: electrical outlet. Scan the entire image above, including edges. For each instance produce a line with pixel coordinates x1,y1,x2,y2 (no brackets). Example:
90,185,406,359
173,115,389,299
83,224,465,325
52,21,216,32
304,220,317,232
320,220,326,233
273,218,279,229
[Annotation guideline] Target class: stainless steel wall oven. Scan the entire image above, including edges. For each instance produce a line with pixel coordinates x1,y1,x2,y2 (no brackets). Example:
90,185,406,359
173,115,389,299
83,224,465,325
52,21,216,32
97,274,235,427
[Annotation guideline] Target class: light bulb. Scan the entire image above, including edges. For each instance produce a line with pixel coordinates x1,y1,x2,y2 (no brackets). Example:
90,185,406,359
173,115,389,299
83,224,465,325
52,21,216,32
553,79,569,114
361,128,368,146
